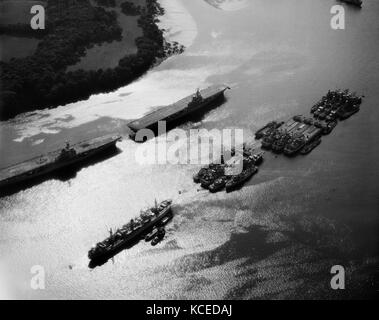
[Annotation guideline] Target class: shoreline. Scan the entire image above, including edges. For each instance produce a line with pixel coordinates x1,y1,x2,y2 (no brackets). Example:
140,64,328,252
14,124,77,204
157,0,197,49
0,0,185,121
0,0,197,140
0,0,198,146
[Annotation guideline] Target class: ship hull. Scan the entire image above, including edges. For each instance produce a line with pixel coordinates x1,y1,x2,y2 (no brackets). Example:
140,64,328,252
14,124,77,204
300,139,322,155
0,135,121,189
284,143,307,156
89,206,173,262
128,85,230,140
209,181,227,193
225,168,257,193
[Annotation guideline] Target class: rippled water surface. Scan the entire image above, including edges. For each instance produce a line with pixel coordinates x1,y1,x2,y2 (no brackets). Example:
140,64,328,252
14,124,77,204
1,0,379,299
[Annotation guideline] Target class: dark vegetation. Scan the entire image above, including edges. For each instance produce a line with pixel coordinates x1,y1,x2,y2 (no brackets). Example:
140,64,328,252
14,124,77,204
121,1,142,15
93,0,116,7
0,0,185,120
0,23,49,38
95,0,116,8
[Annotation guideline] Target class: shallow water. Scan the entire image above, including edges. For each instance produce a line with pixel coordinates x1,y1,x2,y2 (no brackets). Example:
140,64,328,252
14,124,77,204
1,0,379,299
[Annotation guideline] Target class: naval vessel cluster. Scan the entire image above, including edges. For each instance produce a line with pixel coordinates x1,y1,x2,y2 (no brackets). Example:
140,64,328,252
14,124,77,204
255,89,363,156
190,88,363,196
87,87,363,263
0,84,364,265
193,148,264,193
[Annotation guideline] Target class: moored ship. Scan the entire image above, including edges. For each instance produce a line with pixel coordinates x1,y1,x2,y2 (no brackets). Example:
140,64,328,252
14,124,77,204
88,200,173,262
300,138,322,155
225,165,258,193
128,85,230,140
254,121,283,139
209,176,229,193
0,135,122,189
284,136,307,156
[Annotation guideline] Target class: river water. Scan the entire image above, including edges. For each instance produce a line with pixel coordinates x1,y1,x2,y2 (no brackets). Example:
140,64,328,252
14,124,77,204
1,0,378,299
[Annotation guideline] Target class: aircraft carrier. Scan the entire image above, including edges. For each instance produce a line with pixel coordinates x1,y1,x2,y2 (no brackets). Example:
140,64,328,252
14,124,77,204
0,135,122,189
128,84,230,140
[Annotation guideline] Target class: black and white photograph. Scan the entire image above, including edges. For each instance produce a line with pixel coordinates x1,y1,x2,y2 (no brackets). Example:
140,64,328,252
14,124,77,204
0,0,378,303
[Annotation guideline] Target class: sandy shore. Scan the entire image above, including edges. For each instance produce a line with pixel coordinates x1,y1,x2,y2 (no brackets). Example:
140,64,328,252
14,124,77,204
0,0,198,144
158,0,197,48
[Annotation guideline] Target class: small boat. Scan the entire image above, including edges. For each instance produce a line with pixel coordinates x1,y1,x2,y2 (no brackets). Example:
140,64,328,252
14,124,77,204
145,228,159,242
151,228,166,246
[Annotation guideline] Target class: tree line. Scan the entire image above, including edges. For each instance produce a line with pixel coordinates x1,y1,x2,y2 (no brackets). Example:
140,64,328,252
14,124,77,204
0,0,184,120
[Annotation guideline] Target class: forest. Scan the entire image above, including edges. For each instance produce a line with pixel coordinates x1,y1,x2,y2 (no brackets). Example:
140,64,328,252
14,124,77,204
0,0,184,120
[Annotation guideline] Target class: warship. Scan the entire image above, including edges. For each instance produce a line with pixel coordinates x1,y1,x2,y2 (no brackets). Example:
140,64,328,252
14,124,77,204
194,149,264,193
261,118,303,150
88,200,173,261
248,151,264,166
225,165,258,193
284,136,307,156
0,135,122,189
128,85,230,140
209,176,229,193
193,163,222,183
272,133,293,154
254,121,283,139
284,123,323,156
338,103,360,120
200,167,225,189
324,121,338,134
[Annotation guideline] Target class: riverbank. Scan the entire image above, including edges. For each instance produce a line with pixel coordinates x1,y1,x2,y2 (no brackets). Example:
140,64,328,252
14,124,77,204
0,0,184,121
